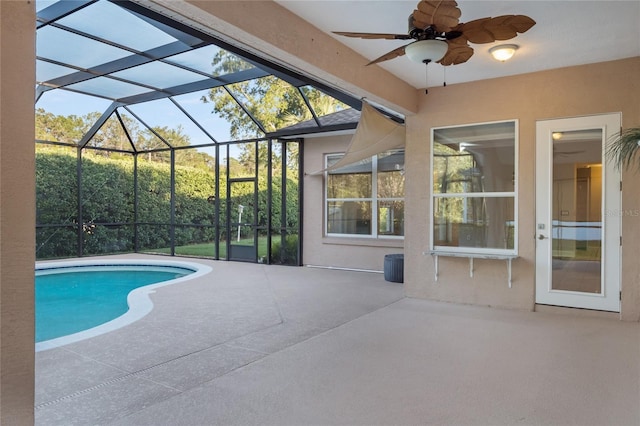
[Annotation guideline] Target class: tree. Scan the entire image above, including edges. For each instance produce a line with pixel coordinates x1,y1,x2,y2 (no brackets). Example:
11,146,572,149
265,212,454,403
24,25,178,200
202,51,347,175
87,112,137,152
36,108,92,143
136,125,187,161
202,53,348,134
36,109,138,152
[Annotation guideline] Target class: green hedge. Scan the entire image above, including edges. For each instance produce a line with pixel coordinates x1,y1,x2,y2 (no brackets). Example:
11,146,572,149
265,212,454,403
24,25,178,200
36,147,298,259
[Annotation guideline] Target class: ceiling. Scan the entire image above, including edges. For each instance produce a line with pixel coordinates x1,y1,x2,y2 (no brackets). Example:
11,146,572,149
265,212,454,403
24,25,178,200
276,1,640,89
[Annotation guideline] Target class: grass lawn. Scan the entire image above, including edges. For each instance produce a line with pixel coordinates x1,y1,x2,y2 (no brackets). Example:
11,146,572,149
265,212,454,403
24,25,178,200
146,238,269,258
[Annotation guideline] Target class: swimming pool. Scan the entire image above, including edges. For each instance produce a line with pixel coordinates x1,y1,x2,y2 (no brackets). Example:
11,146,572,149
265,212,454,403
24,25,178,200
35,259,212,352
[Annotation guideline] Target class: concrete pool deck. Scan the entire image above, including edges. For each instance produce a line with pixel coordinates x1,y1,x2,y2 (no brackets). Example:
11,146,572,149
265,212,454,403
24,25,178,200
35,254,640,425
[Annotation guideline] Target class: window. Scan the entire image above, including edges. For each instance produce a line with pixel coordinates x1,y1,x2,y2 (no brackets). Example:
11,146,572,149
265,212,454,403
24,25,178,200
431,121,517,254
326,150,404,238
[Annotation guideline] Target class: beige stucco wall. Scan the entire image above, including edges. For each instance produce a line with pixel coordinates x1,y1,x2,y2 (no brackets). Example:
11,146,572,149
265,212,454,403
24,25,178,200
0,0,36,423
404,57,640,321
303,134,403,271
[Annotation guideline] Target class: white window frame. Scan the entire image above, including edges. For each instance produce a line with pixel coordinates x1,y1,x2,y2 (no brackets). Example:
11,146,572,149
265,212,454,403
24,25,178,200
325,151,404,239
430,120,518,256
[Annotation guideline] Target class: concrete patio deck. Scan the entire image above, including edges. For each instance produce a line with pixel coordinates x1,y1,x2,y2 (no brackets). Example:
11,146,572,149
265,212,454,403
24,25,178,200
35,255,640,425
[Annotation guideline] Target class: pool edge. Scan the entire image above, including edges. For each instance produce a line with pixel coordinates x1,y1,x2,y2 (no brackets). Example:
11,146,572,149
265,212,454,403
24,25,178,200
35,259,213,352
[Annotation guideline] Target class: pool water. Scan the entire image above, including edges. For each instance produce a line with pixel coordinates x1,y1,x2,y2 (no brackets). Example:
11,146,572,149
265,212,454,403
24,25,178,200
35,266,192,342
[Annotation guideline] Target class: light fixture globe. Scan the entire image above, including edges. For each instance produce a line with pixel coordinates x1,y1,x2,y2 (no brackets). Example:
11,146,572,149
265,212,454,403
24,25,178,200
489,44,519,62
405,39,448,63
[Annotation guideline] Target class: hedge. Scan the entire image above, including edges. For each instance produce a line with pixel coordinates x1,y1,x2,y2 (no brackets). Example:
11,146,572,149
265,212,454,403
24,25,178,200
36,147,298,259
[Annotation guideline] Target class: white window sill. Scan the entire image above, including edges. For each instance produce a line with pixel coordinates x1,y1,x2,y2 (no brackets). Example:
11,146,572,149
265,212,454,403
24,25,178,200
323,236,404,248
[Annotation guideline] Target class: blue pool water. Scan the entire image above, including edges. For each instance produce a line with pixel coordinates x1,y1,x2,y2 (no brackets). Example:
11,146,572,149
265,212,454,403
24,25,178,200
35,265,193,343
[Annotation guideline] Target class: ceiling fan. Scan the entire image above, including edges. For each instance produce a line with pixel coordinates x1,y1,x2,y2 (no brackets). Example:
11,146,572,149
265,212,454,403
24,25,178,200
333,0,536,67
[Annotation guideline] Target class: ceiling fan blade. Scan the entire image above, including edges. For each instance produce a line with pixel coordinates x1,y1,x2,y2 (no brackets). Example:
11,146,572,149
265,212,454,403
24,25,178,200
438,41,474,66
457,15,536,44
412,0,461,32
366,44,408,66
333,31,412,40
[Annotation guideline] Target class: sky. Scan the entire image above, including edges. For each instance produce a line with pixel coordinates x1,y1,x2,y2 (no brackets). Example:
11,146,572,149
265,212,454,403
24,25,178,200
34,0,320,161
36,86,240,159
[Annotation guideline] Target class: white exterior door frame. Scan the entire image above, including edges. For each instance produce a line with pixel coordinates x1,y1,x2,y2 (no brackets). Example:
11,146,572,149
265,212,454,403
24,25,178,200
535,113,621,312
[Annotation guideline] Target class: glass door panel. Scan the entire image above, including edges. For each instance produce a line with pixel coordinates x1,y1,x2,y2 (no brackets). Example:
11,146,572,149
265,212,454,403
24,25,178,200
551,131,603,293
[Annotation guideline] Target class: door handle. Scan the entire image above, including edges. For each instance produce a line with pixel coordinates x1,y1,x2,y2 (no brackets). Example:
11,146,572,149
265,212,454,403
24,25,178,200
538,234,547,240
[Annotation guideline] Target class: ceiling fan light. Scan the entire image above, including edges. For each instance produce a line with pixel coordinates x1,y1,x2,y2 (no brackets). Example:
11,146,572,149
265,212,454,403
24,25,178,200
489,44,519,62
405,39,449,63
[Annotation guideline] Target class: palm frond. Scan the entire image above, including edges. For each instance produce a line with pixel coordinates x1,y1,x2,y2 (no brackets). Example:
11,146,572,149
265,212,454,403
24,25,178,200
606,127,640,171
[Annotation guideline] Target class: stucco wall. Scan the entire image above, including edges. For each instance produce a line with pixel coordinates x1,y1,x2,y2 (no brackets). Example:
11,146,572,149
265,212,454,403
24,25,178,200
303,134,404,271
404,57,640,321
0,0,36,423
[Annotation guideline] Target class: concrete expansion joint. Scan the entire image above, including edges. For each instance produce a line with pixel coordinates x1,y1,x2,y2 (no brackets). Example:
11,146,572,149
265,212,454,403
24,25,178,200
260,267,287,325
222,343,271,356
35,374,134,410
35,338,266,410
36,317,298,411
